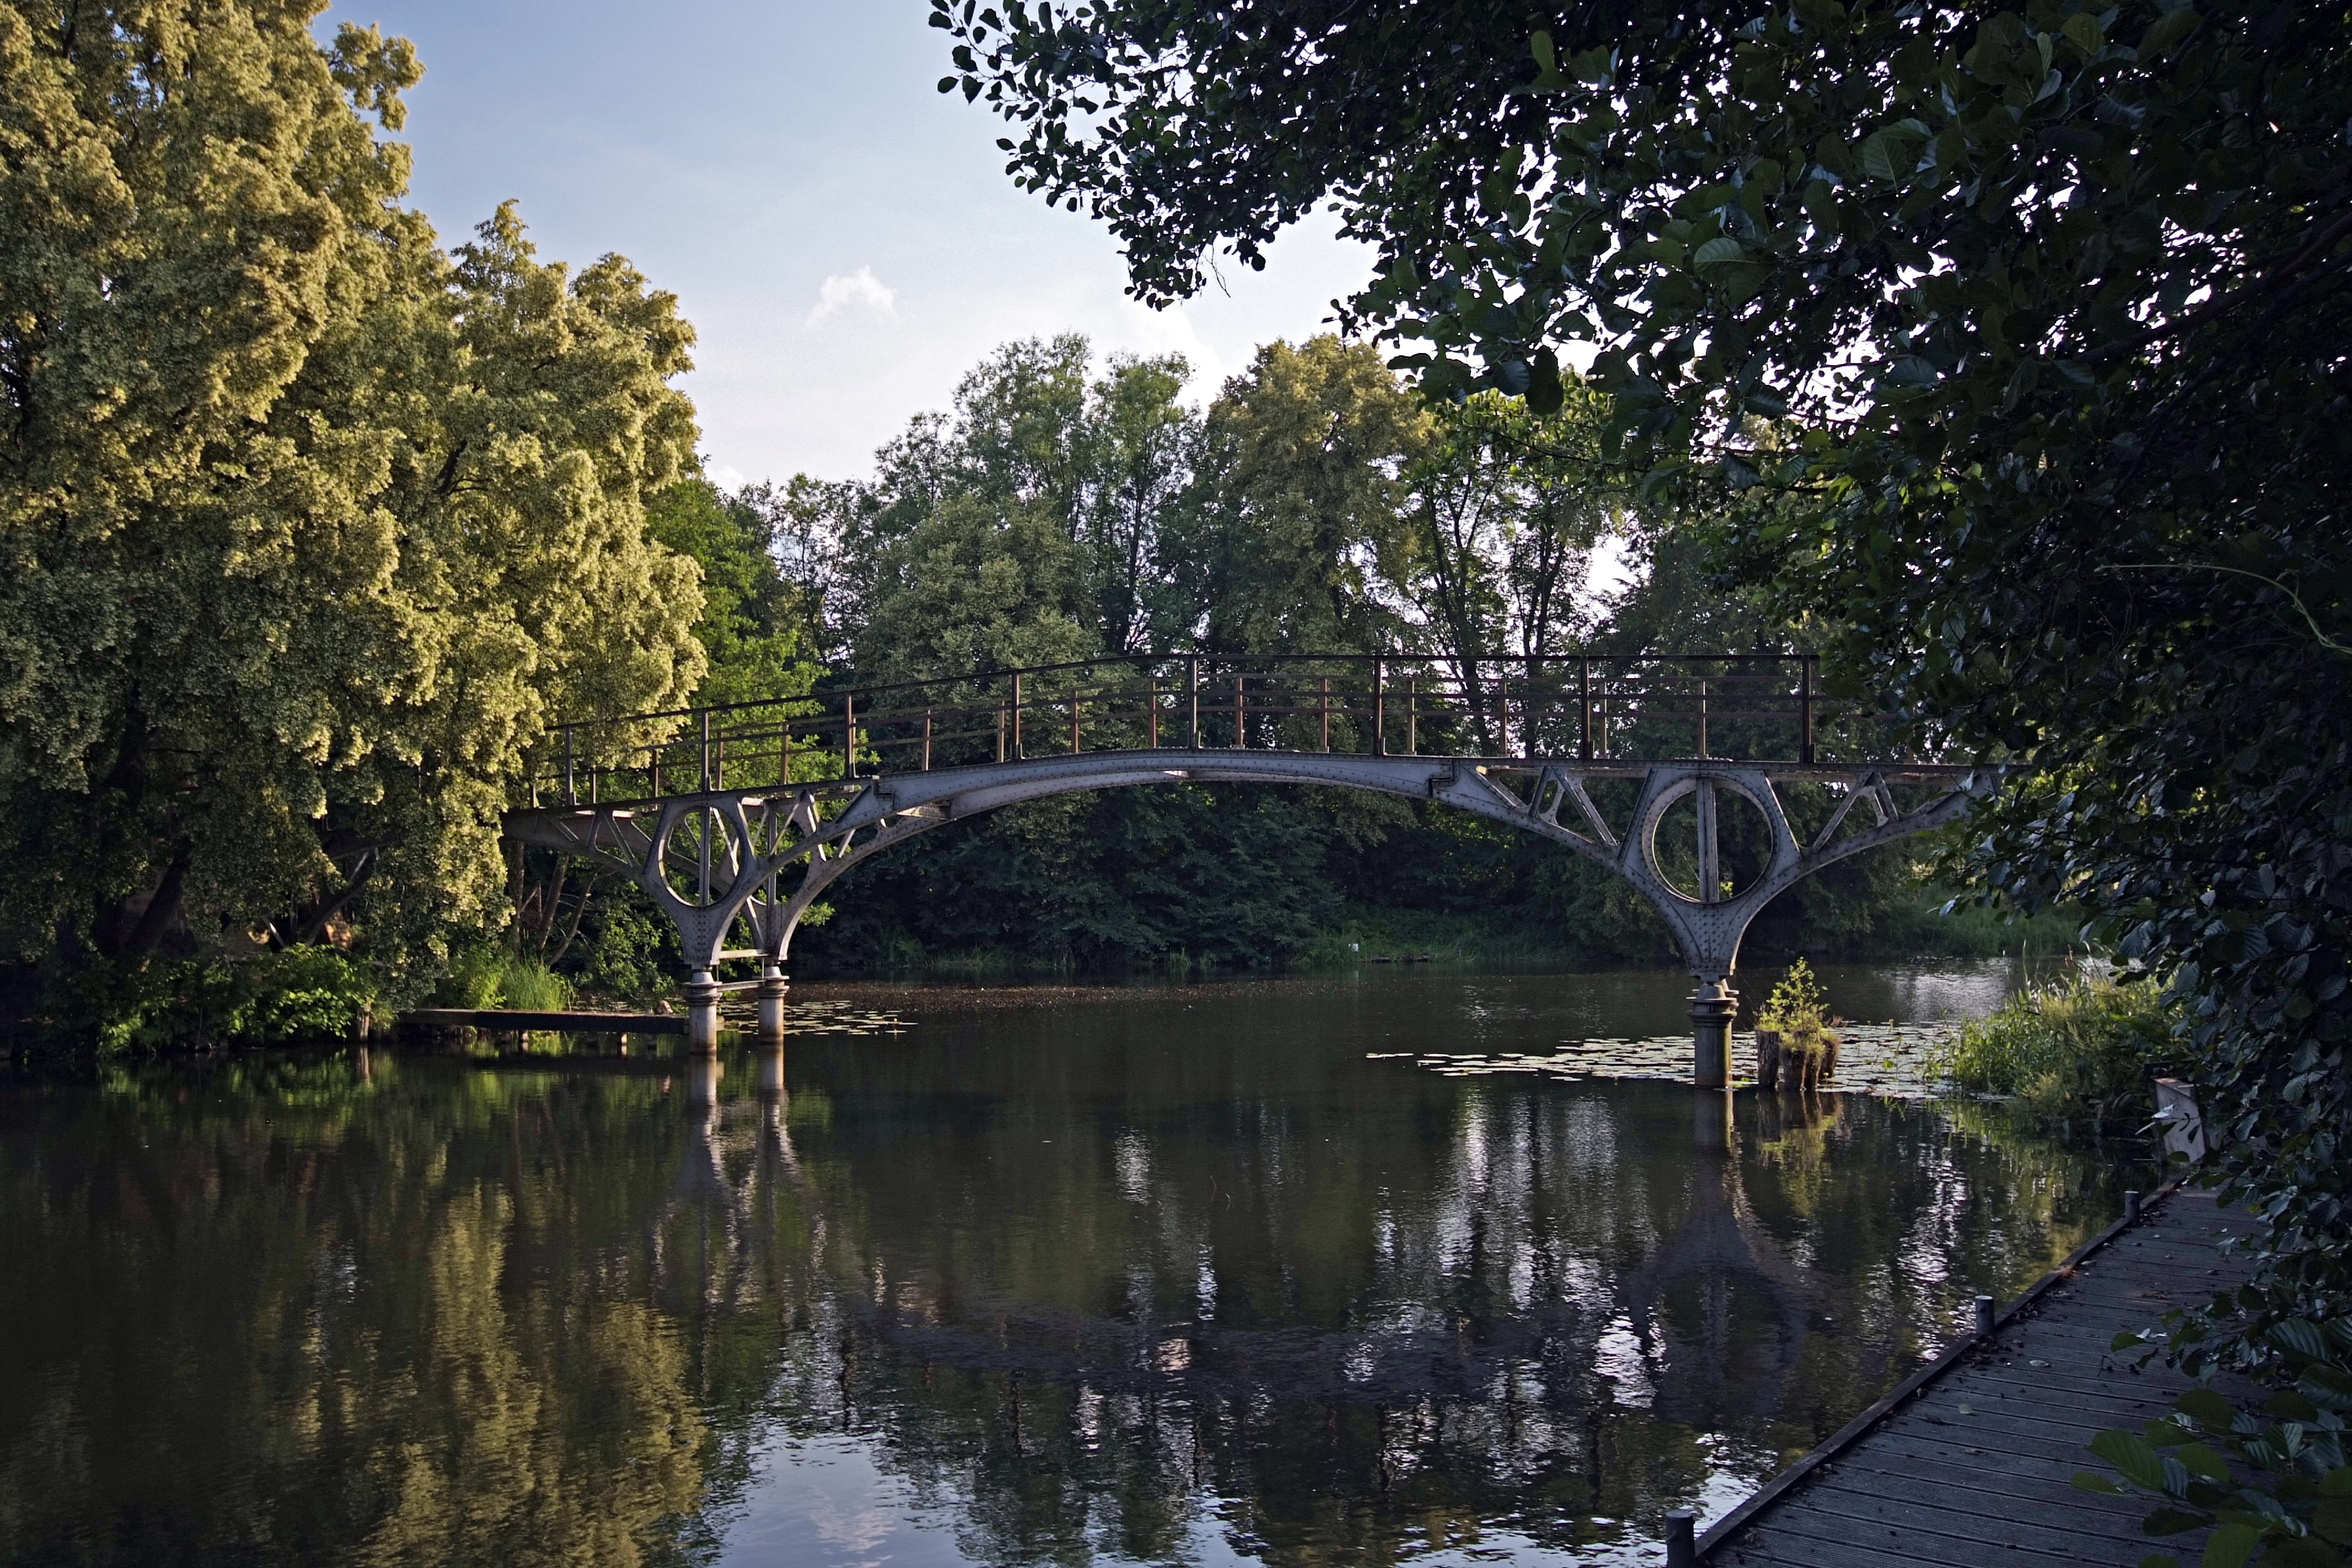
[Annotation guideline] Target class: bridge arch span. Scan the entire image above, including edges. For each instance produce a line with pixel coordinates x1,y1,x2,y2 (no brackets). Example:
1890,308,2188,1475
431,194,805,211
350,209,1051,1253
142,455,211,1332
506,746,1986,1080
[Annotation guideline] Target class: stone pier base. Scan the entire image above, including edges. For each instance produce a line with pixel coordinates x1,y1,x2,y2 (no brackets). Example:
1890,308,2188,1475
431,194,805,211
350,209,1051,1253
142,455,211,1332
1690,981,1738,1089
684,969,722,1053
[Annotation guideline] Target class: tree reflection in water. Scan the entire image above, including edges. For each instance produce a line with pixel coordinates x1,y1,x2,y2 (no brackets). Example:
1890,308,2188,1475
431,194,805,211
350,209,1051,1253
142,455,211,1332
0,975,2130,1567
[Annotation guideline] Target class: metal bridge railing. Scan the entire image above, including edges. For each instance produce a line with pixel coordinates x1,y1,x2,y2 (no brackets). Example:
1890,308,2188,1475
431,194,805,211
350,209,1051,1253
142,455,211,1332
527,652,1892,808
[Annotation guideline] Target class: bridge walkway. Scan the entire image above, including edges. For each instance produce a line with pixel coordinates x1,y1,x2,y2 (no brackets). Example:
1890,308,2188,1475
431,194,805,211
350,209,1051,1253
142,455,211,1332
1703,1187,2258,1566
509,652,1990,1066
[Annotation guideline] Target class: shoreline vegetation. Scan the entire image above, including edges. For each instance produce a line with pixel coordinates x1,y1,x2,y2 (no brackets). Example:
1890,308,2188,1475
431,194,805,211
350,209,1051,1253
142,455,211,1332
1290,890,2079,973
12,901,2090,1051
1927,974,2180,1137
12,959,2178,1171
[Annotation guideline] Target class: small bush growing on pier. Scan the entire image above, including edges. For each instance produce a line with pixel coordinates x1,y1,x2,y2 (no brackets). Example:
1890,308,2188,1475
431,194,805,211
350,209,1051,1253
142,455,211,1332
1930,975,2175,1132
1755,959,1839,1089
442,947,576,1012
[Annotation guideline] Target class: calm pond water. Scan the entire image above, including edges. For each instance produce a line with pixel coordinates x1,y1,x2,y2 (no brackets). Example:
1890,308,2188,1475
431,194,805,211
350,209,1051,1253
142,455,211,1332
0,962,2140,1568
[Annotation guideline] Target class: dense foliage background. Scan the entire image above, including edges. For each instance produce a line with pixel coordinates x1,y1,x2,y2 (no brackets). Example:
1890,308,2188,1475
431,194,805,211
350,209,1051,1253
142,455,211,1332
0,2,2051,1046
749,332,1997,976
932,0,2352,1370
522,330,2020,990
0,2,709,1011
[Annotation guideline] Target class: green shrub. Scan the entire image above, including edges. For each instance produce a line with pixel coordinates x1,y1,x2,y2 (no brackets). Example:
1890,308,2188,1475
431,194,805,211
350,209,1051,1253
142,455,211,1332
437,945,575,1011
49,947,378,1057
562,891,676,1000
1930,974,2175,1132
442,945,507,1010
236,947,381,1040
497,957,573,1011
1756,957,1830,1038
1756,957,1841,1086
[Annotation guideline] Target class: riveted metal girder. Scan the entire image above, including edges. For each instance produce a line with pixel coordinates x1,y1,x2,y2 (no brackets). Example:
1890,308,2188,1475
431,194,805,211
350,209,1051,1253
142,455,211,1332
504,750,1993,978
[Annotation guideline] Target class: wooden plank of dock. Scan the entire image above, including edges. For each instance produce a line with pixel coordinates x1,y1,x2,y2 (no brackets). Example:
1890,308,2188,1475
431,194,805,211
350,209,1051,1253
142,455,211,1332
1707,1187,2259,1567
401,1008,685,1034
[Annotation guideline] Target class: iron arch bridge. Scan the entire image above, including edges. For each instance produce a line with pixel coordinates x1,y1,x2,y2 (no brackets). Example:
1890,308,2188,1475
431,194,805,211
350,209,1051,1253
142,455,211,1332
502,653,1992,1080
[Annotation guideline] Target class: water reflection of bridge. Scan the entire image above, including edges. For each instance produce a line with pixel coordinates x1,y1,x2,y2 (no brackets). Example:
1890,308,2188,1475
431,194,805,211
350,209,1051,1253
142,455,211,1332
504,654,1993,1080
631,1045,1967,1560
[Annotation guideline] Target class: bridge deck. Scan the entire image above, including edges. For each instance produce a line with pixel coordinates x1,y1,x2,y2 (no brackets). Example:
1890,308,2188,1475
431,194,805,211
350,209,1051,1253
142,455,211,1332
1706,1187,2258,1566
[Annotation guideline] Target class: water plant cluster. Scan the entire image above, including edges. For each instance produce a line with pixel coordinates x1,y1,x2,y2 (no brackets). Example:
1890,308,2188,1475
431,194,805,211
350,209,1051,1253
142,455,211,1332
1931,975,2180,1136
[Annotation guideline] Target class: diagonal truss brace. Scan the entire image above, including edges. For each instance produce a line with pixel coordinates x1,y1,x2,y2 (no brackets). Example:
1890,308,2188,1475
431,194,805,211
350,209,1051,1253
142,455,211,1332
505,751,1992,987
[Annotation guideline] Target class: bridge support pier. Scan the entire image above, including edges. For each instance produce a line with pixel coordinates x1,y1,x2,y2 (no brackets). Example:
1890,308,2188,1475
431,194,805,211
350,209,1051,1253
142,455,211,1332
684,968,723,1053
757,962,789,1043
1695,1081,1733,1149
505,743,1990,1094
1690,981,1738,1090
686,1052,722,1107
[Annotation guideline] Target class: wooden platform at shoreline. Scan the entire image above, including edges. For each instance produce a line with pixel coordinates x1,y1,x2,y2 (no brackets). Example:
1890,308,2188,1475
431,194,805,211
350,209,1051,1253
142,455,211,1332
401,1008,684,1035
1706,1187,2258,1566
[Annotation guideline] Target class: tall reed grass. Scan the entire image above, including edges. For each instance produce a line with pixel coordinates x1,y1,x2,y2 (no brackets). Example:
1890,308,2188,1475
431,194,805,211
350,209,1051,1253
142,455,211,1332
1930,974,2175,1132
443,947,575,1011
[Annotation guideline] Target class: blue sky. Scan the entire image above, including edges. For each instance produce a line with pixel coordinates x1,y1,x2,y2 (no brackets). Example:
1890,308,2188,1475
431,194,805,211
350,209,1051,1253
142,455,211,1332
326,2,1376,488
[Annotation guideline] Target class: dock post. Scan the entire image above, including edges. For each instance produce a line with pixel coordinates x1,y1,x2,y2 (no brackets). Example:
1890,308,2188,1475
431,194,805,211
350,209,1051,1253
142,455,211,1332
1689,980,1736,1089
1974,1294,1997,1340
757,961,789,1043
1665,1508,1696,1568
684,968,722,1053
2123,1189,2142,1223
2154,1077,2207,1163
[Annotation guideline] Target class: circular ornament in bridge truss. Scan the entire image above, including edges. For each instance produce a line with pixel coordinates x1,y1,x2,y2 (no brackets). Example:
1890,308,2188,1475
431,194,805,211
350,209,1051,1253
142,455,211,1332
1640,774,1777,906
656,797,754,909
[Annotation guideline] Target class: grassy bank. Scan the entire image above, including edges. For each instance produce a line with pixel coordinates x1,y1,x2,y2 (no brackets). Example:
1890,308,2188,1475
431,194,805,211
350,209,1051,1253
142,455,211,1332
1928,973,2178,1134
1291,891,2084,973
1818,891,2082,961
792,887,2089,980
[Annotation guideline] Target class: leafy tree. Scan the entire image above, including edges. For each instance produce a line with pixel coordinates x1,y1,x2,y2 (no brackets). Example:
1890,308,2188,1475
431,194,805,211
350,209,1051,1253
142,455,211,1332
1084,350,1198,651
775,339,1307,975
511,476,823,998
0,4,706,995
1390,382,1625,750
858,493,1095,681
1174,335,1427,656
939,1,2352,1353
641,478,821,710
789,334,1202,673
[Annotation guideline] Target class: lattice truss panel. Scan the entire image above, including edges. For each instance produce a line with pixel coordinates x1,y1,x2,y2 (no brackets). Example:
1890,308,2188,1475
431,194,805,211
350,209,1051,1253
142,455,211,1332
505,752,1987,978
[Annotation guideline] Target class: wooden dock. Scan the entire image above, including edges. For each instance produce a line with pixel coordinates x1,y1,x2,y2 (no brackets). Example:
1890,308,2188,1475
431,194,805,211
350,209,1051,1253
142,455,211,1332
401,1008,685,1035
1704,1186,2258,1567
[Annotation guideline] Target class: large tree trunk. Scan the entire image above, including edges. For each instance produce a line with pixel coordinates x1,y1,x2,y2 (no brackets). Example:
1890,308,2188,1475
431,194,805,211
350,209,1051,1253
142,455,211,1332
271,845,380,950
97,845,191,960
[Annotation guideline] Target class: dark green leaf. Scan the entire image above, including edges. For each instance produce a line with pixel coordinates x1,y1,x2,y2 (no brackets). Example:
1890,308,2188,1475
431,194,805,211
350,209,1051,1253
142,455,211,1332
2146,1507,2214,1536
2202,1522,2259,1568
2095,1430,2174,1493
2179,1389,2237,1429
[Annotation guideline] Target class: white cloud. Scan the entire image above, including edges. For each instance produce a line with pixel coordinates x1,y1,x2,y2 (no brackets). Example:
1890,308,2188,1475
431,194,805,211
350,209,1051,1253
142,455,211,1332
807,265,897,325
1108,298,1226,403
